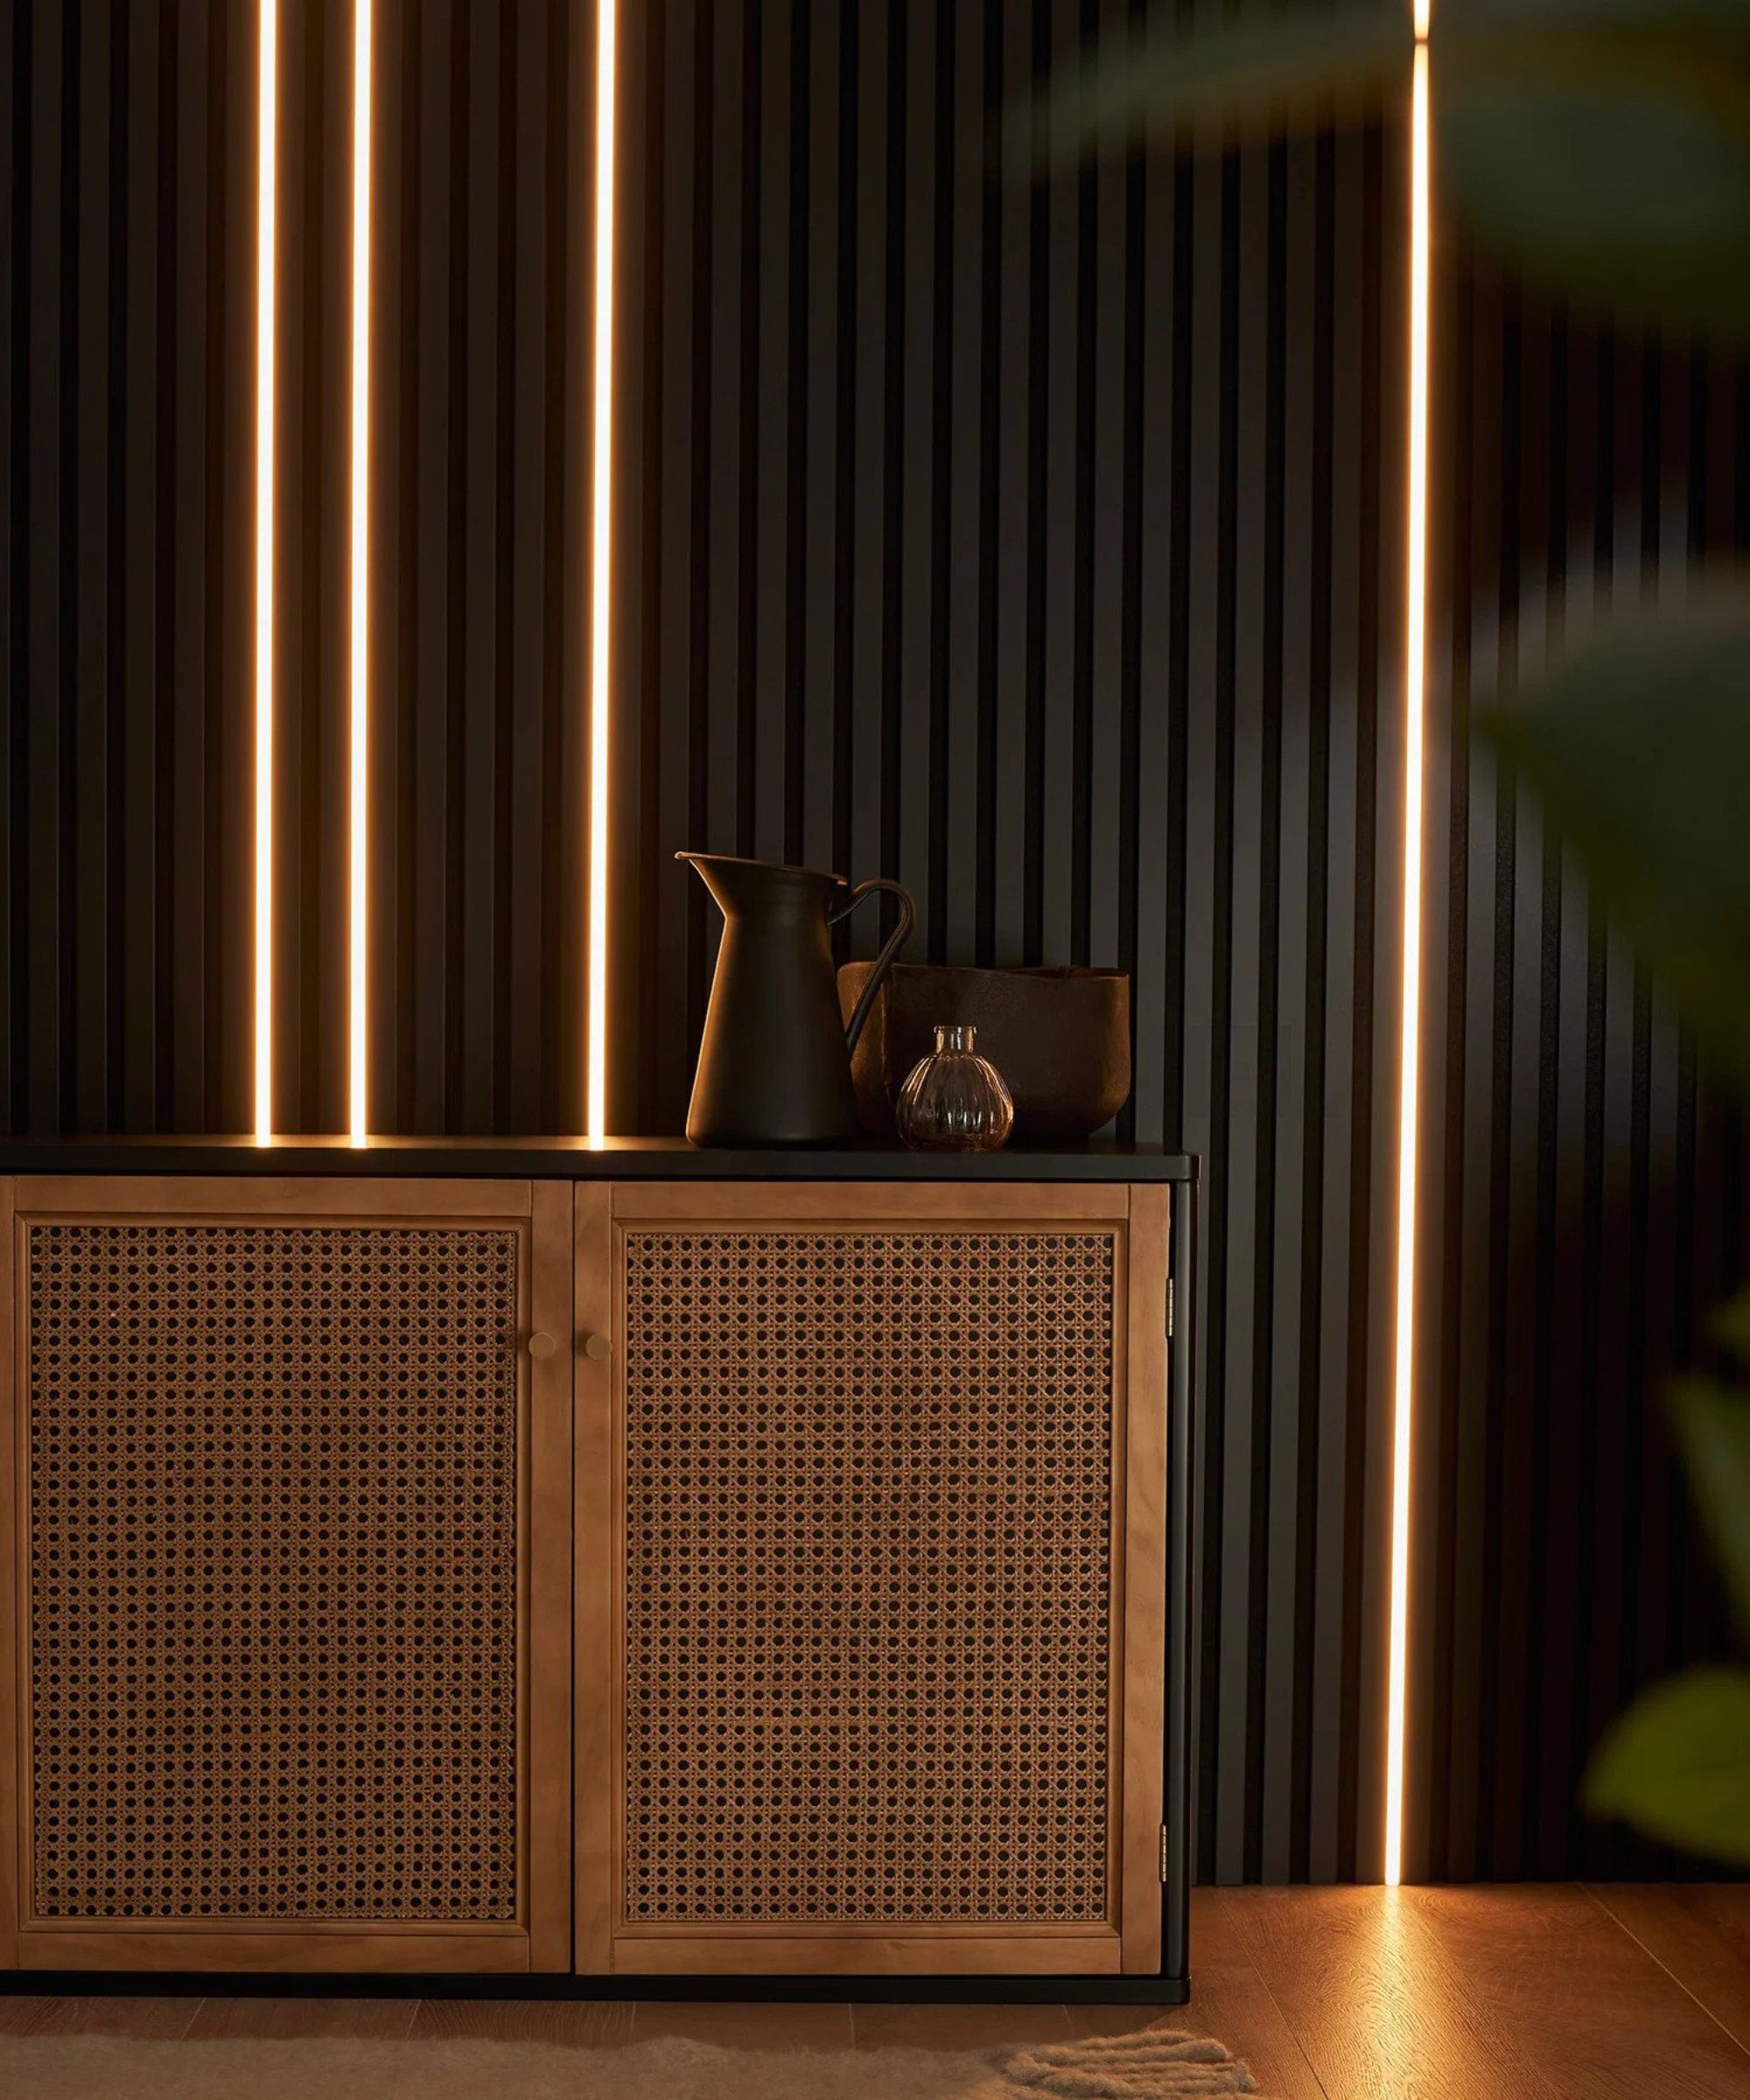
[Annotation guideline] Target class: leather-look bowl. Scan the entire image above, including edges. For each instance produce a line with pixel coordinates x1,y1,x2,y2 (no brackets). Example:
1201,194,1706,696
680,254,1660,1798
836,962,1131,1143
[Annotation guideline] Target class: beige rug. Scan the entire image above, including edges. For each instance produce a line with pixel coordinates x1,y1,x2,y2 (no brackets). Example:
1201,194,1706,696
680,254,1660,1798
0,2027,1259,2098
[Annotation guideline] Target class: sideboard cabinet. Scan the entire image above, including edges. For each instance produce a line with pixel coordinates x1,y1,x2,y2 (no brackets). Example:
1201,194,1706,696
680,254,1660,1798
0,1149,1191,1991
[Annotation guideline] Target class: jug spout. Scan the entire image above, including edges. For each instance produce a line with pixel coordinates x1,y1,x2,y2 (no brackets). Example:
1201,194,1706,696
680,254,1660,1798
676,851,843,920
676,852,916,1145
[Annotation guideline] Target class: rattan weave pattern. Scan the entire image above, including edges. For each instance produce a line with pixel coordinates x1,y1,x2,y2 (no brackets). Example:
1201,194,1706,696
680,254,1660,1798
26,1220,522,1922
621,1228,1116,1928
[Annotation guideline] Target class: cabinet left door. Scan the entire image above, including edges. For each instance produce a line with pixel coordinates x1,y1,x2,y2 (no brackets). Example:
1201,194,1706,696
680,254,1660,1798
0,1176,572,1973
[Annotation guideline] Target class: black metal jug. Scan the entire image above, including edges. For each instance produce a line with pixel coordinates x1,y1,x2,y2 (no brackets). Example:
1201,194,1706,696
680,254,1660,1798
678,853,916,1145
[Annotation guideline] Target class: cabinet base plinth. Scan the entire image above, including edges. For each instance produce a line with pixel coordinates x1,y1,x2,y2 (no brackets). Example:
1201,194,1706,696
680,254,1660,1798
0,1969,1191,2005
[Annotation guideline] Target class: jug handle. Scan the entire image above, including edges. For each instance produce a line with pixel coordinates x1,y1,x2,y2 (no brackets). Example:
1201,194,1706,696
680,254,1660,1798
830,878,918,1053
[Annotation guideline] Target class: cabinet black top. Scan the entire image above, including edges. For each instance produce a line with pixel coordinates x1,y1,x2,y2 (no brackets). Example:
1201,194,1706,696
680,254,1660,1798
0,1135,1196,1182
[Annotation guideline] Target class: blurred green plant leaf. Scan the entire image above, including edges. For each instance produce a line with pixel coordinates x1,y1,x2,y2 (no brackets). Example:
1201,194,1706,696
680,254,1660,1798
1444,81,1750,337
1018,0,1750,337
1670,1377,1750,1636
1584,1667,1750,1864
1478,595,1750,1097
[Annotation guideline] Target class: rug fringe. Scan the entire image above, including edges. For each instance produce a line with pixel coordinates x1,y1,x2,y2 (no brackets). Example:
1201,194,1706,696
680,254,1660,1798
998,2025,1259,2097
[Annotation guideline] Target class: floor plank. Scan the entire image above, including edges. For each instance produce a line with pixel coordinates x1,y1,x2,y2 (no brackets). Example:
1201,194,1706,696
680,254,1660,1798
10,1995,204,2040
1185,1883,1257,1968
1225,1886,1750,2100
1402,1885,1750,2100
631,1999,854,2050
408,1998,635,2045
1221,1885,1568,2100
1591,1884,1750,2054
185,1995,417,2040
851,2001,1071,2050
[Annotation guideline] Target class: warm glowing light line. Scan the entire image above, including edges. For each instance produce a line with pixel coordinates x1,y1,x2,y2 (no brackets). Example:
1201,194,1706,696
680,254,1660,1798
348,0,373,1146
254,0,277,1145
584,0,618,1142
1384,19,1432,1890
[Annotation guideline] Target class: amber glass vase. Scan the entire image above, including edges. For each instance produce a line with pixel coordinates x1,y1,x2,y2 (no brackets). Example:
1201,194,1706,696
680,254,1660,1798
894,1024,1015,1152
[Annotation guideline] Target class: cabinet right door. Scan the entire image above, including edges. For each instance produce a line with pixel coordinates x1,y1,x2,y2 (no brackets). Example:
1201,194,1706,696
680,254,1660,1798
575,1180,1167,1978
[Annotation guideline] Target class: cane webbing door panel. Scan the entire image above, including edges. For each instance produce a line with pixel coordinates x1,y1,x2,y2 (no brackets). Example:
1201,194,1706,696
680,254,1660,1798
0,1176,572,1973
577,1182,1167,1977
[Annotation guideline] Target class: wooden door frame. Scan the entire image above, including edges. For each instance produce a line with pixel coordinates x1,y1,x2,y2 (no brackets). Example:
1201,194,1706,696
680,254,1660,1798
576,1179,1166,1978
2,1174,571,1975
573,1181,616,1975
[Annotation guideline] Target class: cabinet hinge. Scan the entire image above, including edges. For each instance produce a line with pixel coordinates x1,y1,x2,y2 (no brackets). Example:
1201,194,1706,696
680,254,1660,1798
1158,1824,1170,1883
1166,1278,1174,1337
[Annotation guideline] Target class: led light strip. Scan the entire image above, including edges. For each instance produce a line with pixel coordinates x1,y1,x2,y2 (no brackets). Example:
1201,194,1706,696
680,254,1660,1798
584,0,618,1142
254,0,278,1144
348,0,374,1145
1383,0,1432,1889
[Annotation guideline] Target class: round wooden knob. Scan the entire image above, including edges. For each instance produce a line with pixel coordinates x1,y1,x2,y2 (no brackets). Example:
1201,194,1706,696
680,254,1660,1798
527,1331,557,1361
582,1332,612,1362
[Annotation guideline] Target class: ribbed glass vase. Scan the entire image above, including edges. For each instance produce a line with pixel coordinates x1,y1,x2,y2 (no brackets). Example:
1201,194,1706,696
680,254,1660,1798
894,1024,1015,1153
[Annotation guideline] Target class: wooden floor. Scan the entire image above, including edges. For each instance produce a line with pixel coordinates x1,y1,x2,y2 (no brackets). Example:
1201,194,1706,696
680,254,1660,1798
4,1886,1749,2096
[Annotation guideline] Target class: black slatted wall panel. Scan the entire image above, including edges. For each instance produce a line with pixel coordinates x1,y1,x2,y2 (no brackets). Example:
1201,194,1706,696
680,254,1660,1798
604,0,1410,1884
4,0,1741,1883
0,0,593,1138
368,0,592,1135
1408,251,1750,1882
3,0,258,1132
